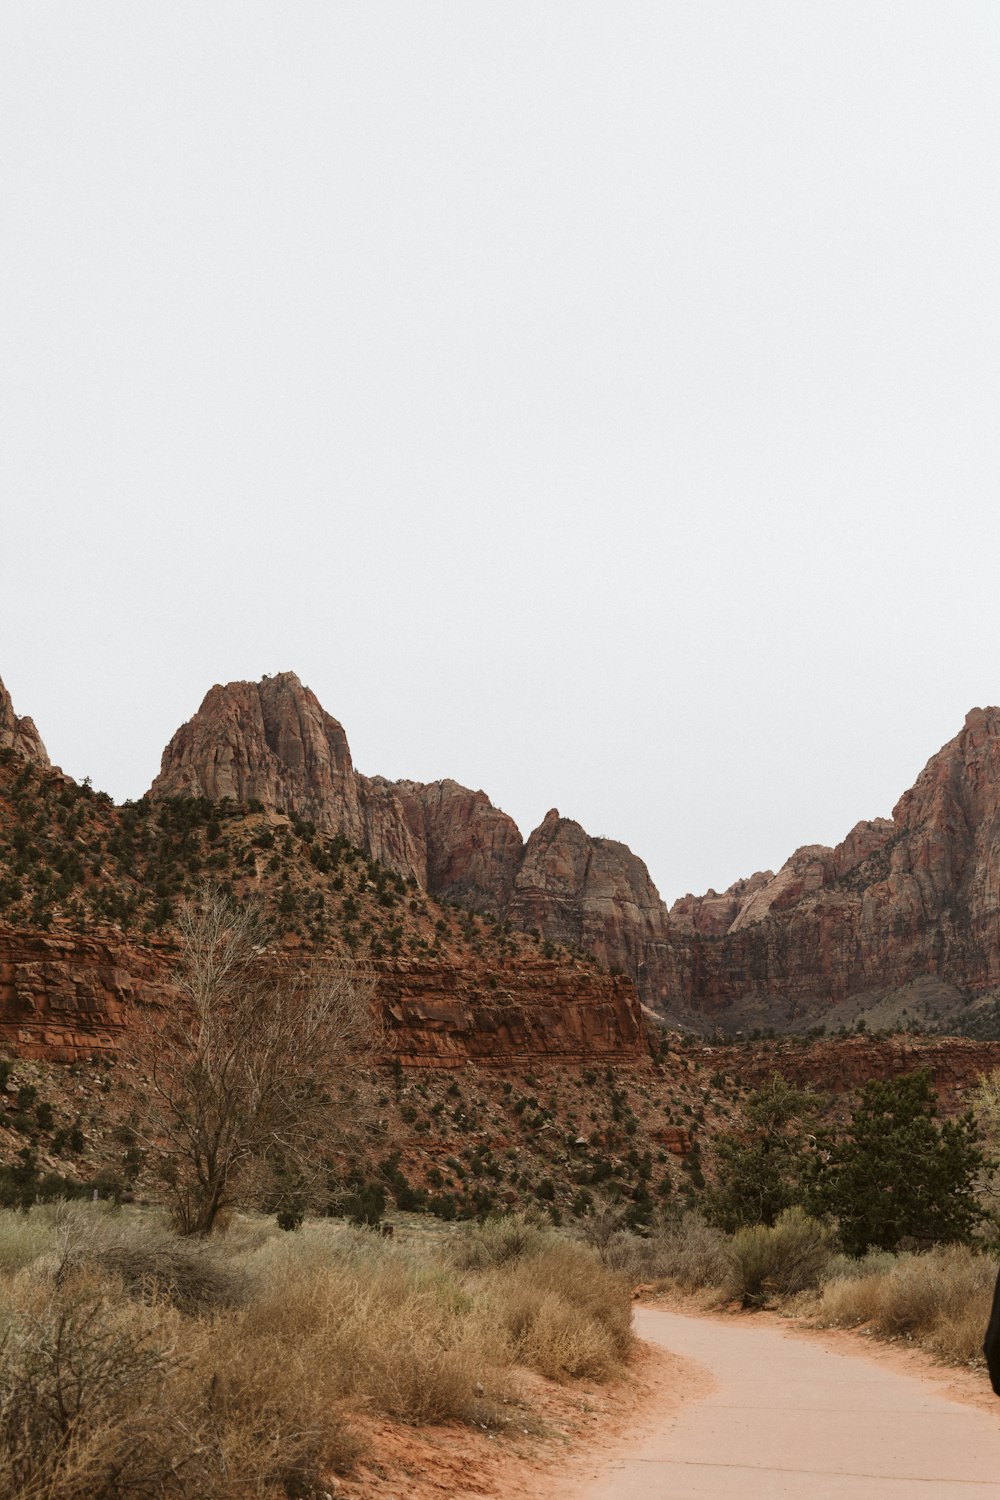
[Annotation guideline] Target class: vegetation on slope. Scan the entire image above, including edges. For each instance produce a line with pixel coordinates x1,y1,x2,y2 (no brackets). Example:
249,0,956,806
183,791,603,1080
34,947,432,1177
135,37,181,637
0,749,593,971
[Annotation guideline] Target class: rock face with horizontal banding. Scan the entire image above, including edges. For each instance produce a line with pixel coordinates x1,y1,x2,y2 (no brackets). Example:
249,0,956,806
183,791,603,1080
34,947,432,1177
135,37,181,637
0,928,646,1066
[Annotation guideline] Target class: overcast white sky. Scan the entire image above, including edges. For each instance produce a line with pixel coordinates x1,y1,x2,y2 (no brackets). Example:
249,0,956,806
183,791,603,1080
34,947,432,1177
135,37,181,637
3,3,999,904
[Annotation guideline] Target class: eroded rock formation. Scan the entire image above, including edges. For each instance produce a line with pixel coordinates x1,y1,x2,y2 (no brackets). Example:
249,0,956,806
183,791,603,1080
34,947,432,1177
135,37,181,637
706,1034,1000,1107
0,927,645,1067
506,809,673,995
150,674,369,846
152,674,521,906
0,929,172,1062
381,958,645,1066
661,710,1000,1019
148,675,1000,1025
0,678,50,769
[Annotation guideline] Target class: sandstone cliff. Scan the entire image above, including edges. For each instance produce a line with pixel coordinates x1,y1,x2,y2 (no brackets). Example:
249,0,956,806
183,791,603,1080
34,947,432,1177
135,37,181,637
0,928,644,1068
150,673,370,846
506,809,673,992
707,1033,1000,1107
152,674,521,906
148,675,1000,1027
658,711,1000,1021
0,928,173,1062
370,777,524,915
381,957,644,1066
0,678,50,769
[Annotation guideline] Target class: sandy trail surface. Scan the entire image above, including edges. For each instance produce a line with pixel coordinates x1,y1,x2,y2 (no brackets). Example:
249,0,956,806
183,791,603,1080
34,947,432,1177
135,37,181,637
558,1307,1000,1499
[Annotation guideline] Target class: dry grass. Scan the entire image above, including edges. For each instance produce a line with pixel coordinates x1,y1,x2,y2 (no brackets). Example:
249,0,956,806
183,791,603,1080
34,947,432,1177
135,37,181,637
811,1242,996,1363
600,1212,727,1290
479,1239,633,1383
0,1206,633,1498
450,1211,549,1271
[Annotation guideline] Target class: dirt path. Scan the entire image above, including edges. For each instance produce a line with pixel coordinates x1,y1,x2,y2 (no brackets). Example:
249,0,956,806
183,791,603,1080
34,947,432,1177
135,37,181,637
554,1307,1000,1499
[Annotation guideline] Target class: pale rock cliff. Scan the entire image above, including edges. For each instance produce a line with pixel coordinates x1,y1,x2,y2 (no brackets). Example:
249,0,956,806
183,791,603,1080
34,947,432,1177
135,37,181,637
0,678,50,769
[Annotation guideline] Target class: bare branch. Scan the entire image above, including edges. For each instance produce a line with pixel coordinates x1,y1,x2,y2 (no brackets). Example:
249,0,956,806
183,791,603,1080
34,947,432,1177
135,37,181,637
119,886,379,1233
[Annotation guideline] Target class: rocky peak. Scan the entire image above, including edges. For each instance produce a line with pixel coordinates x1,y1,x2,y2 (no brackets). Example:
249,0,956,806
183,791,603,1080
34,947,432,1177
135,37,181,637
507,810,674,1000
886,705,1000,913
149,674,521,901
669,870,774,936
151,671,367,844
0,677,50,769
385,778,524,915
147,674,1000,1027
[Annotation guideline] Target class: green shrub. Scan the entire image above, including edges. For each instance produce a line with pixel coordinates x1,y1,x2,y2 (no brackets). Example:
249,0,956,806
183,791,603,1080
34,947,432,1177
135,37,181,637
723,1208,834,1308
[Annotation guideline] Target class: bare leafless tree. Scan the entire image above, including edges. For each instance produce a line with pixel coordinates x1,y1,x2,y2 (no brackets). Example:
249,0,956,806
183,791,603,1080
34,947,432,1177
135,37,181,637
122,888,378,1234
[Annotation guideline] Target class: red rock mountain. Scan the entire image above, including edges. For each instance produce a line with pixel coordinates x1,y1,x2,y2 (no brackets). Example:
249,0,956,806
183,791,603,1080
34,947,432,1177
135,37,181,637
152,675,1000,1027
150,674,525,914
0,677,50,769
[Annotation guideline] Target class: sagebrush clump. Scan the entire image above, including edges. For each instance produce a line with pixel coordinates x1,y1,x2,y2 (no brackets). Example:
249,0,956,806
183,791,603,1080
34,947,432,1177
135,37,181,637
0,1206,632,1498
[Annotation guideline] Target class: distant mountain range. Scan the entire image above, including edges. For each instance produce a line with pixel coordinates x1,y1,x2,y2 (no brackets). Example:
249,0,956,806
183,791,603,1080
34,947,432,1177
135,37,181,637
5,669,1000,1035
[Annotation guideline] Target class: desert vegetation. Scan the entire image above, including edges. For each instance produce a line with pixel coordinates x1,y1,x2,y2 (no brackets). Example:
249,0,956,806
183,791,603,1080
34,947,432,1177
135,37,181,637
0,1204,632,1500
0,750,592,971
591,1207,998,1369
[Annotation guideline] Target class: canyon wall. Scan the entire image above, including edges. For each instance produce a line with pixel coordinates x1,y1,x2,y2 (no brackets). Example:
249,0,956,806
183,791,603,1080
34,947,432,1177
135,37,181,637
381,958,645,1066
151,674,1000,1023
0,929,173,1062
664,709,1000,1017
0,928,645,1068
706,1033,1000,1106
10,669,1000,1031
151,674,524,913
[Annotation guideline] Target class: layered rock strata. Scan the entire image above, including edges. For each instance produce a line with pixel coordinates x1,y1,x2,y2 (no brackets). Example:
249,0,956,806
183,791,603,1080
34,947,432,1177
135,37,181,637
0,930,646,1068
706,1034,1000,1107
380,959,645,1066
0,930,172,1062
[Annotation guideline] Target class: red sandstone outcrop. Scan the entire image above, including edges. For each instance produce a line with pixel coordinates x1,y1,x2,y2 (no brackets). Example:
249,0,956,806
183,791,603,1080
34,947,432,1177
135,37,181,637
151,673,371,847
381,957,645,1066
660,711,1000,1018
382,778,523,915
152,675,520,905
0,678,50,769
0,927,645,1068
148,677,1000,1026
506,810,674,995
707,1034,1000,1106
0,929,173,1062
